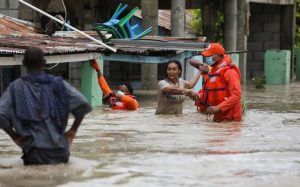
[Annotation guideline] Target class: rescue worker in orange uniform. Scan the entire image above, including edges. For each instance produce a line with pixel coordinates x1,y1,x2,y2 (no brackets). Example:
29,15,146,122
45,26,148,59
90,59,139,110
191,43,243,122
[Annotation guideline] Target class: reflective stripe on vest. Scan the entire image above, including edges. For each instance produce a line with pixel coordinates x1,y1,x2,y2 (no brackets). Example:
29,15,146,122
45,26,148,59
203,55,240,108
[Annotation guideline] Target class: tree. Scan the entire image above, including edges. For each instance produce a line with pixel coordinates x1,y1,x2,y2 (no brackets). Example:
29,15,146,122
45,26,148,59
189,8,223,43
190,9,203,36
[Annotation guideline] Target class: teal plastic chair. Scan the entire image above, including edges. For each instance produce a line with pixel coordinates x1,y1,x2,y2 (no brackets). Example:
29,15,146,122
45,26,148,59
132,27,153,39
95,25,122,38
95,26,122,43
94,3,127,41
115,7,139,38
94,3,152,40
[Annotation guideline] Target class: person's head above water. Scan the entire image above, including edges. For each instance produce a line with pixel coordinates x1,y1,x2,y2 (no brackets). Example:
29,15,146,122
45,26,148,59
165,60,182,81
201,43,225,66
118,83,134,95
22,46,46,70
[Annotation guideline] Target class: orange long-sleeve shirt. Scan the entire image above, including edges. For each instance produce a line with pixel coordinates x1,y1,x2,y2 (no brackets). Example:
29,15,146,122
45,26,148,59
120,95,139,110
213,68,242,122
98,76,112,96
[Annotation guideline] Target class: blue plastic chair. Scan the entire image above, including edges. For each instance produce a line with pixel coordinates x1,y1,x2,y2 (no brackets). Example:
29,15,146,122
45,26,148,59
94,3,128,39
132,27,153,39
94,3,153,40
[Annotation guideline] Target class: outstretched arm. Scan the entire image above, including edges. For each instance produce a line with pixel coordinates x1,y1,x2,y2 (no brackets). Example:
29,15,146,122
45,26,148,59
185,70,201,89
90,59,102,77
159,80,191,96
161,86,190,95
90,59,113,96
185,58,210,89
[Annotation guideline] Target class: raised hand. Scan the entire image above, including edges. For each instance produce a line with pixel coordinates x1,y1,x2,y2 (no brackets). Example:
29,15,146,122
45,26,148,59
90,59,100,72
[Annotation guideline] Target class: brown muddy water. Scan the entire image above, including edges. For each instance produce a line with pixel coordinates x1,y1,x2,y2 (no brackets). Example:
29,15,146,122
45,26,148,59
1,83,300,187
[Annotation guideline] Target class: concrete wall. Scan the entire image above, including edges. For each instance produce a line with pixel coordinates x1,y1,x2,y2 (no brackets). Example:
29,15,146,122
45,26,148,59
69,62,82,90
247,3,281,78
0,0,19,18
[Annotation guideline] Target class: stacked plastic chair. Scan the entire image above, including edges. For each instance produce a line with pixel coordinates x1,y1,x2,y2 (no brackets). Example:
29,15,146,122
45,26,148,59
94,3,153,43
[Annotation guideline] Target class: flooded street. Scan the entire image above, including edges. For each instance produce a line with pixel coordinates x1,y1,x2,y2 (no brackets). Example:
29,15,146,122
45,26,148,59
1,83,300,187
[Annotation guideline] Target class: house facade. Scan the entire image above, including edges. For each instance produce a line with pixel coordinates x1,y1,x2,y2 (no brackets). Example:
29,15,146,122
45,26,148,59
0,0,297,87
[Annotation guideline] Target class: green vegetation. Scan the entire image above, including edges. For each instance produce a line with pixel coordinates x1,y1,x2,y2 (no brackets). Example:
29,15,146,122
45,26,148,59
296,0,300,47
190,9,202,36
215,11,224,44
190,9,223,44
252,75,266,89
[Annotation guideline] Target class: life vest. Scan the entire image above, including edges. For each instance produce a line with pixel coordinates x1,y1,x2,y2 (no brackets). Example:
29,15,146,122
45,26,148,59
195,55,241,112
110,95,136,110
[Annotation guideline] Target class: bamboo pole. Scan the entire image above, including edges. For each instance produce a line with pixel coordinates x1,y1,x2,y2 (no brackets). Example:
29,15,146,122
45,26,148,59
18,0,117,53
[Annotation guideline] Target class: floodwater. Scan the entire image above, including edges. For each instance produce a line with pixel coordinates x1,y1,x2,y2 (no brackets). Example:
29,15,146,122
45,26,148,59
1,83,300,187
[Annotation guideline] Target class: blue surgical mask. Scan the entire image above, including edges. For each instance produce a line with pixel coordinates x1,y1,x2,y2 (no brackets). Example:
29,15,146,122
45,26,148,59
205,57,215,66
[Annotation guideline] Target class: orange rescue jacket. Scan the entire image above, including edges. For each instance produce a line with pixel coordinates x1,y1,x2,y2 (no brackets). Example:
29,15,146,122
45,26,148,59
110,95,139,110
195,55,242,121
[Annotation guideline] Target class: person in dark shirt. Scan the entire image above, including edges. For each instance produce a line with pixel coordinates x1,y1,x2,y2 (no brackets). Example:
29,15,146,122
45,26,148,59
0,47,92,165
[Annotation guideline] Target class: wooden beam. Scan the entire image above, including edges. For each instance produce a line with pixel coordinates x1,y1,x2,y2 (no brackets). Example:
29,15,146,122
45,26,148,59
141,0,158,90
0,53,102,66
224,0,237,51
247,0,294,5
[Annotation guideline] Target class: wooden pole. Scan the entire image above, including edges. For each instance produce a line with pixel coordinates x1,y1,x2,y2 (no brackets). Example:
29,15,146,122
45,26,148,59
141,0,158,90
171,0,185,37
224,0,237,51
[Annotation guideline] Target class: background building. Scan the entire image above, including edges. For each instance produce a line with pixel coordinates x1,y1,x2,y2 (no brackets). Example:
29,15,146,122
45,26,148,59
0,0,297,88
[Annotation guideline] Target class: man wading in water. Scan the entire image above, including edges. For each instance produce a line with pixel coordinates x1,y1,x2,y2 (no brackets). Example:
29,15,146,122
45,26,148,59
0,47,92,165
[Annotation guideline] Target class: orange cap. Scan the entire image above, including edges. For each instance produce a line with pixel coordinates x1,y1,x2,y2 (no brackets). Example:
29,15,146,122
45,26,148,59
201,43,225,57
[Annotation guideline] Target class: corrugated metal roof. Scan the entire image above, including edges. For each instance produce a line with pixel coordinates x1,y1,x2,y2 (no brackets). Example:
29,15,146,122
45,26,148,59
134,10,193,33
111,38,208,52
0,31,206,56
0,35,105,55
0,14,205,57
0,35,171,56
0,14,43,36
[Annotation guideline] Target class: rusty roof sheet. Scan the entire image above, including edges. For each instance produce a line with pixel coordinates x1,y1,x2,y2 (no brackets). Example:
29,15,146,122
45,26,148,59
0,35,171,56
134,10,193,33
0,14,43,36
0,13,207,59
0,31,206,56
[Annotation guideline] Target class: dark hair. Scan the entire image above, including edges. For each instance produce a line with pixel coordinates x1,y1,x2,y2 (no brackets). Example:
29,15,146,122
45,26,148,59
124,83,134,94
165,60,182,78
23,46,46,68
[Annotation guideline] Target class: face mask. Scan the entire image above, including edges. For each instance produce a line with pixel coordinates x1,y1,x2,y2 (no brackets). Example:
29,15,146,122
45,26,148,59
116,90,125,96
205,57,215,66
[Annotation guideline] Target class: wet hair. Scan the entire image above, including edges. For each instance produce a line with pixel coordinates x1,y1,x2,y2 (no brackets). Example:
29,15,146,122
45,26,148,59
165,60,182,78
124,83,134,94
22,46,46,68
